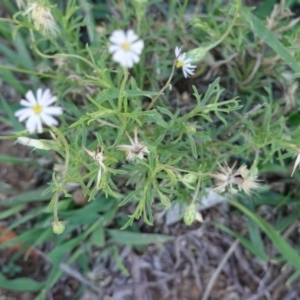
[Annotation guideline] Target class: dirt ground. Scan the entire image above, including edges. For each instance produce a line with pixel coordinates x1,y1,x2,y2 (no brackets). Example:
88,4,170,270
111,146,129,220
0,139,300,300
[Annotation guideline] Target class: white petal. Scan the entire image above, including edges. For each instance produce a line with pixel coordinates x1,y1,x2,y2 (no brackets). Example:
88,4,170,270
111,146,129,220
185,57,193,64
175,46,182,57
109,44,120,54
109,30,126,44
43,96,57,106
185,63,196,69
42,88,51,99
25,115,38,133
130,52,140,64
41,89,52,104
43,106,63,116
124,52,140,68
15,108,33,122
20,99,33,107
177,54,185,63
126,29,138,43
131,40,144,55
25,90,37,104
36,117,43,133
122,54,134,68
36,88,43,104
182,68,188,78
40,113,58,126
112,50,128,67
184,66,195,76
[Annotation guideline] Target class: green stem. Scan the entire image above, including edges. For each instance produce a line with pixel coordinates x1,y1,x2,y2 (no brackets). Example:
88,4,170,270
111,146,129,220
205,1,241,52
118,68,129,112
0,18,16,23
147,60,176,110
192,178,201,204
53,191,60,223
0,63,59,79
29,29,96,70
48,128,70,226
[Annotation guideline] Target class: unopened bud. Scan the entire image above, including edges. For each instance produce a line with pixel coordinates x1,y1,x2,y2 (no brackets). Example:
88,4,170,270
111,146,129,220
17,137,52,150
186,47,208,64
132,0,148,21
182,173,198,184
160,194,170,207
184,204,196,226
185,122,197,134
53,221,65,235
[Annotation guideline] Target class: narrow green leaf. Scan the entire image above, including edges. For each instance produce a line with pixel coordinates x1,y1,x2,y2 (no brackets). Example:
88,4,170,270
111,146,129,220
107,229,173,245
0,273,45,291
0,154,34,164
247,218,267,262
242,9,300,74
214,222,268,262
229,199,300,272
8,186,52,203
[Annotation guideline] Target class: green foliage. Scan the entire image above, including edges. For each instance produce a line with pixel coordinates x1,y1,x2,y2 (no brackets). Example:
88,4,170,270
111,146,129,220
1,0,300,296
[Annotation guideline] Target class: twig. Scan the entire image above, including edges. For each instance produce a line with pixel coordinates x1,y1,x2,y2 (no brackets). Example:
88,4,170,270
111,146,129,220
106,274,176,293
242,51,264,85
146,61,176,110
225,103,265,137
201,239,239,300
283,220,299,239
35,249,104,295
247,267,293,300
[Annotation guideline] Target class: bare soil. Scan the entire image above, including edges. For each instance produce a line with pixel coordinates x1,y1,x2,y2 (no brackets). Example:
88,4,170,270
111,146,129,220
0,138,299,300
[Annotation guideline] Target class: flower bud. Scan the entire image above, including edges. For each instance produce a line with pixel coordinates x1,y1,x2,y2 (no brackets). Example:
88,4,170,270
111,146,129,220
186,47,208,64
18,137,45,149
182,173,198,184
53,221,65,235
184,204,196,226
185,122,197,134
160,193,170,207
17,137,57,151
132,0,148,21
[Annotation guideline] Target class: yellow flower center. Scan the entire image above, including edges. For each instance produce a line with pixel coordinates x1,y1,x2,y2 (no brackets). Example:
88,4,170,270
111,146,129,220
121,42,131,51
32,104,43,115
176,60,184,68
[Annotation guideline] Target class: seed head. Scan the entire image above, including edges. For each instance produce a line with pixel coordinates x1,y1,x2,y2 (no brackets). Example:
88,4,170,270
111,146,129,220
211,162,261,195
25,2,59,36
117,128,149,162
84,147,107,188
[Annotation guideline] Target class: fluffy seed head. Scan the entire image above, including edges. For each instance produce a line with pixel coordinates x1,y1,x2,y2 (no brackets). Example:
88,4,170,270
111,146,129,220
25,2,59,36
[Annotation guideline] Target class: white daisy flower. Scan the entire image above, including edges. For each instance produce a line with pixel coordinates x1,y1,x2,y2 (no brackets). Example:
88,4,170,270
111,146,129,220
175,46,196,78
14,89,63,134
117,127,149,162
108,29,144,68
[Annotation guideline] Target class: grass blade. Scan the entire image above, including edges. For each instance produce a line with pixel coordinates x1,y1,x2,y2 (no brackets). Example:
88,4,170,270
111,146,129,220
242,9,300,74
229,199,300,272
